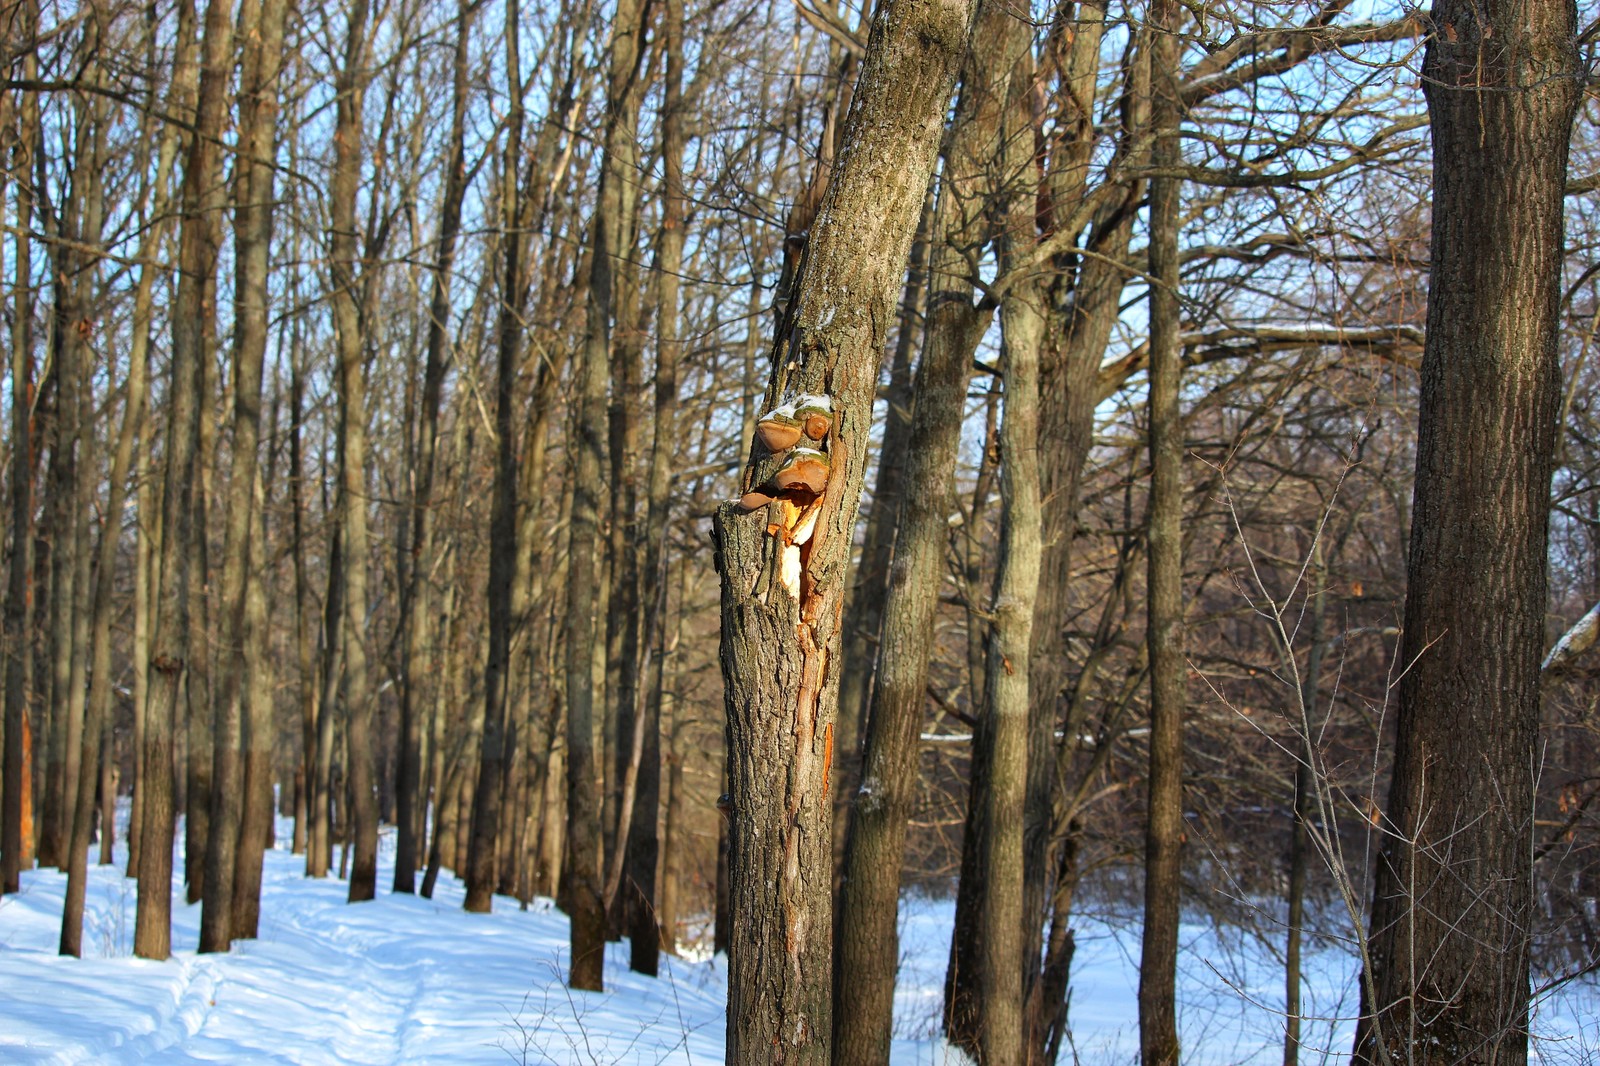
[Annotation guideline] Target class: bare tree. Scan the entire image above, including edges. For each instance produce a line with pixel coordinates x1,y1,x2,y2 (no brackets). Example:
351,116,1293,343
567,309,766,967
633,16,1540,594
1355,0,1582,1059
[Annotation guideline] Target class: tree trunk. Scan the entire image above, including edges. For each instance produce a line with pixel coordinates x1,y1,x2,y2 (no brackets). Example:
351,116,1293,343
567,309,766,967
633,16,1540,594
464,0,533,917
226,0,290,941
200,0,283,952
565,0,648,992
2,5,39,896
1139,11,1184,1062
713,2,974,1058
330,0,378,904
1354,0,1580,1061
1283,544,1327,1066
835,7,1021,1057
620,0,688,976
64,39,140,956
395,0,473,897
135,0,233,960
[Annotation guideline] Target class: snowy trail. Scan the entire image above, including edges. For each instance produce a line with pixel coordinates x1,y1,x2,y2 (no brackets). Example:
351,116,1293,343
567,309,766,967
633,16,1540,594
1,819,1596,1064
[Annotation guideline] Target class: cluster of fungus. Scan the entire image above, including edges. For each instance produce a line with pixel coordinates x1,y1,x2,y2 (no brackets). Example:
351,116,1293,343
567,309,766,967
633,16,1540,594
737,393,834,604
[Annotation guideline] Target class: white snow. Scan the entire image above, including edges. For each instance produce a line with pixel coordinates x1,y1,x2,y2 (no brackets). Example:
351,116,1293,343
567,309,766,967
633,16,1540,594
1,816,1596,1064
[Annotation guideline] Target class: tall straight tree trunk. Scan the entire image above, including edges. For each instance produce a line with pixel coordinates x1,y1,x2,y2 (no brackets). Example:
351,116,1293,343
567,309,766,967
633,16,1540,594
63,48,142,957
40,207,83,876
231,469,275,939
1354,0,1580,1061
135,0,234,960
125,0,193,884
713,2,974,1059
200,0,283,952
836,8,1021,1058
1139,9,1184,1062
1025,14,1139,1054
2,6,39,895
330,0,378,904
964,44,1049,1066
566,0,648,992
201,0,288,949
395,0,473,897
620,0,688,977
463,0,532,917
288,283,318,864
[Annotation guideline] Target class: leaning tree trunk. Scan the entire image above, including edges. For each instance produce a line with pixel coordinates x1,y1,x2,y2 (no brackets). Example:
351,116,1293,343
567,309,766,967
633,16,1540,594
1354,0,1580,1062
834,6,1022,1059
712,1,974,1060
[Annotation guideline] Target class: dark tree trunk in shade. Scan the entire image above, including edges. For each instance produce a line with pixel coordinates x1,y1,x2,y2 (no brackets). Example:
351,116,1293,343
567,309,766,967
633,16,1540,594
200,0,285,952
464,0,532,917
712,2,974,1059
394,0,473,896
1354,0,1580,1061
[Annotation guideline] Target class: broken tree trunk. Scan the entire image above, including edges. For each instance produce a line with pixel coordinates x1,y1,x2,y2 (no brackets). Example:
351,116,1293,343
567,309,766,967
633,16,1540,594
712,1,975,1061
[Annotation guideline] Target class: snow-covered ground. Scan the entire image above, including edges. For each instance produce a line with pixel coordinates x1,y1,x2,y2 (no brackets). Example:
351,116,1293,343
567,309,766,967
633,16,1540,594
2,820,1596,1064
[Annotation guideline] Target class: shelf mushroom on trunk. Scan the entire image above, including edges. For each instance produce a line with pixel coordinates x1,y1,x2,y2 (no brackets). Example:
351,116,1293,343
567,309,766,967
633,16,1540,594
737,393,835,603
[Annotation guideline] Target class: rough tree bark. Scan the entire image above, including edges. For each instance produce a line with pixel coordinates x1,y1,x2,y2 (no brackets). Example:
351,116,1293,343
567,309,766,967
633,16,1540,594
1138,7,1185,1063
834,5,1021,1059
1354,0,1580,1061
712,1,974,1060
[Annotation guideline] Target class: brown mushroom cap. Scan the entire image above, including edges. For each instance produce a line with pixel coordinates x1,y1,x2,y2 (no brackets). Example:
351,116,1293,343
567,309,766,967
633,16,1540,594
802,411,831,440
738,490,777,511
756,418,802,452
775,449,829,494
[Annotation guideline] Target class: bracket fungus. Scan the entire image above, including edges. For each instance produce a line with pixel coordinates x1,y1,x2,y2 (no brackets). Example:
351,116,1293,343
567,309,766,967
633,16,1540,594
731,393,838,604
775,448,829,494
755,415,803,453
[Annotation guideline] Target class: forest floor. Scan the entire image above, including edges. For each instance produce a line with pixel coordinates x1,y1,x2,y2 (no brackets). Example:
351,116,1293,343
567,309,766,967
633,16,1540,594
1,816,1597,1065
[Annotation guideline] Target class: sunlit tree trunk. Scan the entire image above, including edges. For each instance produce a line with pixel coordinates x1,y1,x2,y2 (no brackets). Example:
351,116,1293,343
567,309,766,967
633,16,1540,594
329,0,378,904
134,0,232,960
714,2,974,1058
